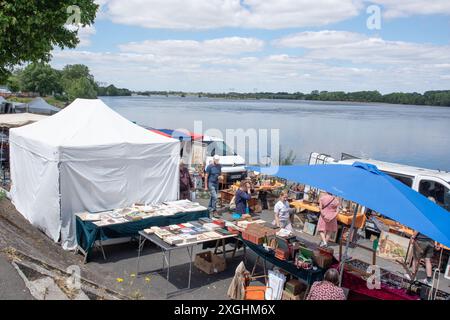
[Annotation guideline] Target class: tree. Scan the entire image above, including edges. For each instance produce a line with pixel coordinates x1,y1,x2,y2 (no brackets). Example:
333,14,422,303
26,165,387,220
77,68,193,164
0,1,98,82
61,64,98,99
61,64,94,84
64,77,97,100
20,63,62,96
6,72,21,92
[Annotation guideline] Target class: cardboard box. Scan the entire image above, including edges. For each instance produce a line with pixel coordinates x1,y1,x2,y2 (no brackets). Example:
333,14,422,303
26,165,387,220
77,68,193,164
282,290,302,300
285,279,306,296
194,251,226,274
313,250,333,269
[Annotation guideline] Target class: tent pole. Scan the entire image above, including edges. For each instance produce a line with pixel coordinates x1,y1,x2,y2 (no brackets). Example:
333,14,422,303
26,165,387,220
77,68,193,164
339,203,359,287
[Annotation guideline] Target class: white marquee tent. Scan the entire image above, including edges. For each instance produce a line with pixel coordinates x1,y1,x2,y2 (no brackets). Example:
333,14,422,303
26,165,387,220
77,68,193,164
9,99,180,249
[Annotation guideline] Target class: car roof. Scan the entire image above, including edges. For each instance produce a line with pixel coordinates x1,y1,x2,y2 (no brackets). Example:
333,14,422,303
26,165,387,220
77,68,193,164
338,158,450,183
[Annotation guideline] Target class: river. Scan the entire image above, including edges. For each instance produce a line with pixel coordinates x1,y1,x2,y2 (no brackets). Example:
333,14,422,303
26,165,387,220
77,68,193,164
100,95,450,171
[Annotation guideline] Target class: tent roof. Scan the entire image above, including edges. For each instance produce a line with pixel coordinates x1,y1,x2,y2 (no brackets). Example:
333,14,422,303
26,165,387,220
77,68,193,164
0,113,48,128
11,98,178,148
15,97,60,114
248,163,450,247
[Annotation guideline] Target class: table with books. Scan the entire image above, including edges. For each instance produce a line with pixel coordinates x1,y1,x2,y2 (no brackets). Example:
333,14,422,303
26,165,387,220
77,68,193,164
136,217,239,297
75,200,209,262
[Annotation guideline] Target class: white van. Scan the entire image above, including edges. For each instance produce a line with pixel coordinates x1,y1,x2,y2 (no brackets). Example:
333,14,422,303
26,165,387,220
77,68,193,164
309,152,450,212
202,135,247,183
151,128,247,184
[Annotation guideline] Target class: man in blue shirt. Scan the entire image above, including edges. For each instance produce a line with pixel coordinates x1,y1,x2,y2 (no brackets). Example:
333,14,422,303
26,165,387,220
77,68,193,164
205,155,222,216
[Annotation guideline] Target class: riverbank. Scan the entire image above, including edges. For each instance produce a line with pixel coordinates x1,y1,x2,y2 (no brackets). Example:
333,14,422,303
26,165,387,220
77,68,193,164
131,90,450,107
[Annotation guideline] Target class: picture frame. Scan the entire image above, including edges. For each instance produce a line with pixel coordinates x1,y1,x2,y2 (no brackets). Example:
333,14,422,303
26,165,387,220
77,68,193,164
445,258,450,280
302,222,316,236
376,231,410,261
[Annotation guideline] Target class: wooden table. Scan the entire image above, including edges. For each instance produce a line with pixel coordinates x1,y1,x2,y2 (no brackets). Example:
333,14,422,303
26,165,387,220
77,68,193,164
290,200,366,228
290,200,320,213
220,189,261,213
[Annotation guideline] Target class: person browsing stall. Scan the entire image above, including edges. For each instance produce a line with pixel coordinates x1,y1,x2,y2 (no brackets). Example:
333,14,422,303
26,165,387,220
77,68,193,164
307,269,346,300
405,197,442,285
205,155,222,217
179,159,194,200
235,181,252,216
273,191,295,231
318,191,340,248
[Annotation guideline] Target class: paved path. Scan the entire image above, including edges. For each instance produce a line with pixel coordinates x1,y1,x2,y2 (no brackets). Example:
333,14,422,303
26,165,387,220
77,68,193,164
0,254,33,300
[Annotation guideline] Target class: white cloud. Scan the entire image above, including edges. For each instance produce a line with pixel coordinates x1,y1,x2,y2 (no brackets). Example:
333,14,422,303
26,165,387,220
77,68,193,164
274,30,366,48
275,30,450,66
99,0,362,29
119,37,265,56
51,30,450,93
369,0,450,18
77,25,96,47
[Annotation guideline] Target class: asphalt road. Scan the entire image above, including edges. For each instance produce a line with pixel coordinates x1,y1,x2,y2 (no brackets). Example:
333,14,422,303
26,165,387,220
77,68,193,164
0,254,33,300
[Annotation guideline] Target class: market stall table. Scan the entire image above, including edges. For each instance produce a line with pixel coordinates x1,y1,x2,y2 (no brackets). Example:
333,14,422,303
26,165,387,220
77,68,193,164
290,200,320,213
220,189,261,212
136,230,237,297
290,200,366,228
240,237,325,288
331,263,419,300
76,208,209,262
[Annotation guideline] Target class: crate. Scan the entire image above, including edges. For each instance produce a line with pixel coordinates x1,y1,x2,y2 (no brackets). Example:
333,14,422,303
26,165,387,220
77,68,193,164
242,224,277,245
194,251,226,274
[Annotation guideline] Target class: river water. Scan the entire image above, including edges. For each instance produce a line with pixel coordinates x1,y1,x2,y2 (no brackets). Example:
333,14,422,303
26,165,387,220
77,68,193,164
101,95,450,171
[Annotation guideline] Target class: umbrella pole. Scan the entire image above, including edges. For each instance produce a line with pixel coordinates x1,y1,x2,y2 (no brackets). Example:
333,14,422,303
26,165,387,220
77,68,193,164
339,204,359,287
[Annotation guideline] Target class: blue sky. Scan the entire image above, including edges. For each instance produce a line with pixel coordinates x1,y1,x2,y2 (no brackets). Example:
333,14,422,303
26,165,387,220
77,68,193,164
52,0,450,93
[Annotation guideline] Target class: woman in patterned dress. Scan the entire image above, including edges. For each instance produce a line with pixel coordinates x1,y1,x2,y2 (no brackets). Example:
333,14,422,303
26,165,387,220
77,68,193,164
307,269,346,300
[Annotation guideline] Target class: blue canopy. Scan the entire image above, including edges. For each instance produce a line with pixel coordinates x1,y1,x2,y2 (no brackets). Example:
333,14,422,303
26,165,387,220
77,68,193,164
248,162,450,247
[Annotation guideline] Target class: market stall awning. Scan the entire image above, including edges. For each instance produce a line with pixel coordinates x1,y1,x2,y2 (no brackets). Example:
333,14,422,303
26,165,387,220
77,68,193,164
248,162,450,247
152,128,203,141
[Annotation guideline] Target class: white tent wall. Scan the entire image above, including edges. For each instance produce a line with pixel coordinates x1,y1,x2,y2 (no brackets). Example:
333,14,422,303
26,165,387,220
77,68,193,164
59,142,180,249
9,139,61,241
9,99,181,250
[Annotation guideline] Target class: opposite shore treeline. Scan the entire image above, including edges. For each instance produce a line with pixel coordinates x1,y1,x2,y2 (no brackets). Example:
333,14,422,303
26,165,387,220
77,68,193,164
3,62,450,107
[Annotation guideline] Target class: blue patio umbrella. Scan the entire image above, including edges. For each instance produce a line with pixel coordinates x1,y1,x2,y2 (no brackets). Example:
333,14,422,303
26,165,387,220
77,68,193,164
248,162,450,247
248,162,450,285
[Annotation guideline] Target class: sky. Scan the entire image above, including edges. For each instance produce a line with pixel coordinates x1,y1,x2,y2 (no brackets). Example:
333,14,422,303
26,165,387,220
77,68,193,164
50,0,450,93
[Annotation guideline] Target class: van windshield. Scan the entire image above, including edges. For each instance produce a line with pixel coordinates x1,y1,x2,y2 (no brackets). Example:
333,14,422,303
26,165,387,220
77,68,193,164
419,179,450,212
205,141,235,157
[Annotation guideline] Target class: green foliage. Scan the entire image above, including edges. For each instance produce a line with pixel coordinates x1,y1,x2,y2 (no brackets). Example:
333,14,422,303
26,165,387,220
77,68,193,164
97,84,132,96
6,73,20,92
0,0,98,82
61,64,97,99
279,148,297,166
19,63,63,96
64,77,97,100
203,90,450,107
